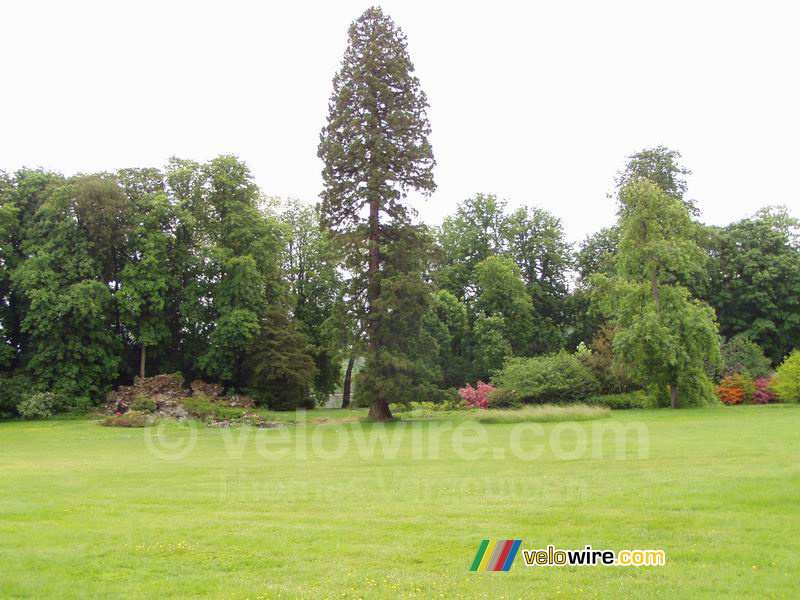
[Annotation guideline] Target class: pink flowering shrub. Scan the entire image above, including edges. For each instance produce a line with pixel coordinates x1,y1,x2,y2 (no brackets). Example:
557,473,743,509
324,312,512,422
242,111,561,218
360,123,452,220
458,382,495,409
753,377,777,404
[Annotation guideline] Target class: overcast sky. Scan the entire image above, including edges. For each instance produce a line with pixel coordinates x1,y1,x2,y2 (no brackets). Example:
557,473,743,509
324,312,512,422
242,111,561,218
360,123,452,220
2,0,798,242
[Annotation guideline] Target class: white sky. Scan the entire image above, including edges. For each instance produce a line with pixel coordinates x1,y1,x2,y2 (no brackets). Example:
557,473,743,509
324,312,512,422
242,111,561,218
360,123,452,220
2,0,798,242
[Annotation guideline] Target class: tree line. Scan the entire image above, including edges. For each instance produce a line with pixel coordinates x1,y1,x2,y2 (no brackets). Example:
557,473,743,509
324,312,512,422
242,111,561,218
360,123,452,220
1,7,798,418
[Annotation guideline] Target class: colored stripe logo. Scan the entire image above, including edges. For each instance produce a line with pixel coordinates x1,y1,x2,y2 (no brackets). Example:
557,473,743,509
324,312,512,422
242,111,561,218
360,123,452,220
470,540,522,571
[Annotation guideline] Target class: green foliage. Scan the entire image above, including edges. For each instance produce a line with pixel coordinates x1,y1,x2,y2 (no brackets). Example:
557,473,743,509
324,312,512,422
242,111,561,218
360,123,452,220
279,200,343,400
486,387,521,409
772,350,800,403
719,334,772,379
492,352,600,404
434,194,506,299
604,281,721,406
616,146,696,215
17,392,61,420
421,290,470,388
708,207,800,363
181,395,244,421
0,373,33,418
578,323,638,394
597,178,721,408
474,256,535,356
245,307,318,410
587,390,648,409
471,313,513,381
318,7,436,419
130,395,157,413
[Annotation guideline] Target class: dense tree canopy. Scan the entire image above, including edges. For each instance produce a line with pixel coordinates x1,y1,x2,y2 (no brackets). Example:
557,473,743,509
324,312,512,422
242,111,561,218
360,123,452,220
0,9,796,417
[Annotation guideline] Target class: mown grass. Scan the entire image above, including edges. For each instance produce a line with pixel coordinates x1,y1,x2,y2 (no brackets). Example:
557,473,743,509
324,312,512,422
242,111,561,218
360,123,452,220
0,405,798,598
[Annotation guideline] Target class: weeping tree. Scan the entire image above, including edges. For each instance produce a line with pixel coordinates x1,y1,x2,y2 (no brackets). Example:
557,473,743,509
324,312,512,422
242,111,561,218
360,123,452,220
318,6,436,420
596,178,720,407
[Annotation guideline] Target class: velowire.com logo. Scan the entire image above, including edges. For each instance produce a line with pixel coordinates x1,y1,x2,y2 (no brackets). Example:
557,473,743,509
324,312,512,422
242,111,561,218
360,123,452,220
470,540,522,571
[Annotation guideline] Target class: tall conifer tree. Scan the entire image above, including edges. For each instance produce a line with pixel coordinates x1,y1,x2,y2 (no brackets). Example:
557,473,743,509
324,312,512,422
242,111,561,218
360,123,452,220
318,7,436,420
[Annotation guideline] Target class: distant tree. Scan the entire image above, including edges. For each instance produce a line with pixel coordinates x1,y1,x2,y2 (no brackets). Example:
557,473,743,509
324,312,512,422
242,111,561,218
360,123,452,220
472,256,534,378
118,192,175,379
471,313,513,381
597,179,720,408
718,334,772,379
707,207,800,363
12,178,121,406
616,146,697,215
318,7,436,420
280,199,342,402
422,289,470,388
502,205,571,352
245,306,318,410
435,194,506,299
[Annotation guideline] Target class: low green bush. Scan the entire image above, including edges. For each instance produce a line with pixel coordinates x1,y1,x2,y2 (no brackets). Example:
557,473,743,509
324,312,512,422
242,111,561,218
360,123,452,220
102,411,150,428
130,395,157,413
182,394,244,421
772,350,800,403
17,392,61,420
486,387,521,409
587,390,647,409
492,352,600,404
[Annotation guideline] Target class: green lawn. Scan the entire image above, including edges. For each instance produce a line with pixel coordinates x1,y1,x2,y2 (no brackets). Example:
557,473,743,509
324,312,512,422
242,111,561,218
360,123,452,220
1,406,798,599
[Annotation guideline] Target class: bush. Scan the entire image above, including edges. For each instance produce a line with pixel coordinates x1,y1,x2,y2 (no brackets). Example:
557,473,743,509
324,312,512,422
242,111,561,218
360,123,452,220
719,334,772,379
717,374,755,405
588,390,647,409
492,352,600,404
102,411,149,427
772,350,800,403
753,378,777,404
130,395,157,413
0,373,34,418
182,394,245,421
17,392,61,420
486,387,521,409
458,381,495,409
579,324,638,394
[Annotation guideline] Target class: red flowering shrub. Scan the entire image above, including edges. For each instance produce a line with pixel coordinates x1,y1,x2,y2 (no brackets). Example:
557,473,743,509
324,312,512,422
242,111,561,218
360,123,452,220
458,382,495,409
717,374,755,405
753,377,777,404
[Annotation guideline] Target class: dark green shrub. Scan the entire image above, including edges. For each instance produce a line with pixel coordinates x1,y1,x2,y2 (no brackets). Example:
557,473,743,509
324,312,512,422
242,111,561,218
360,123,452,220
492,352,600,404
0,373,34,418
587,390,647,409
719,334,772,379
130,395,157,413
579,324,639,393
67,396,94,415
486,387,521,409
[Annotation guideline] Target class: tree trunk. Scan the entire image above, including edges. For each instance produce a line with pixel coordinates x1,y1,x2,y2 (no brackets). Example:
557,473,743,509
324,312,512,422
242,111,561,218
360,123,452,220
366,197,392,420
341,356,355,408
670,384,678,409
139,345,146,380
650,271,660,313
368,397,393,421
